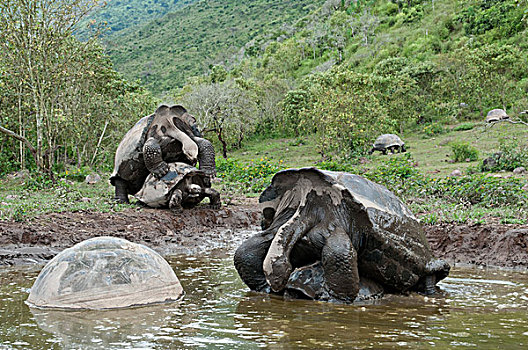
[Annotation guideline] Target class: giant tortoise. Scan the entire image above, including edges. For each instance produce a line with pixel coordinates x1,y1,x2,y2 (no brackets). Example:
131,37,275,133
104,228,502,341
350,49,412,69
26,237,184,309
369,134,406,155
110,105,216,203
135,162,221,211
486,109,509,123
234,168,450,303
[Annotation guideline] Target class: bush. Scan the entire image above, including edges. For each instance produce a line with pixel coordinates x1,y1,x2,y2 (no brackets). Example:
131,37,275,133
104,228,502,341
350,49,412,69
422,123,447,137
364,154,423,196
453,122,476,131
450,142,479,162
479,140,528,172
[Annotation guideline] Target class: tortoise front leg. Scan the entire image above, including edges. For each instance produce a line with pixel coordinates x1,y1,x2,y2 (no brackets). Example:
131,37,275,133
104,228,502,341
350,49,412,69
322,228,360,302
143,138,169,179
234,230,276,293
204,187,221,209
169,189,184,213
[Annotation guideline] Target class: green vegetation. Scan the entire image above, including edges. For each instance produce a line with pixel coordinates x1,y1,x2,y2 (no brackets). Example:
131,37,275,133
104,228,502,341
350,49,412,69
0,174,128,222
107,0,326,93
450,142,479,162
79,0,196,37
478,139,528,172
0,0,159,178
1,0,528,227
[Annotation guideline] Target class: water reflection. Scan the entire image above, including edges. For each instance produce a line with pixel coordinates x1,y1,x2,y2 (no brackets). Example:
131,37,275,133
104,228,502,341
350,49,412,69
0,256,527,349
233,292,450,349
30,304,177,349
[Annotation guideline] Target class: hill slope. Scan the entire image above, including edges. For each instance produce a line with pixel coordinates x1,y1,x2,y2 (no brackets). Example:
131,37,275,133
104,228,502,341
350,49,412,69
81,0,196,36
105,0,325,94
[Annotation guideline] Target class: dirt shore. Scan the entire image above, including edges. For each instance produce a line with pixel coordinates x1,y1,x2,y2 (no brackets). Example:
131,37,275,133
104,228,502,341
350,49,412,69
1,200,527,270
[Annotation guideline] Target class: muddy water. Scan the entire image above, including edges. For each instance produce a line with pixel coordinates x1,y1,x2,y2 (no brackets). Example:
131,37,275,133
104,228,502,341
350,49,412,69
1,253,528,349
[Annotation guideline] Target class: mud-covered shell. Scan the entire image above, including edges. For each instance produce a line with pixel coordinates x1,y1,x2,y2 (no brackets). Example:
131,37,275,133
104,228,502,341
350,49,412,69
372,134,405,150
135,162,207,208
259,168,445,291
26,237,183,310
486,109,509,123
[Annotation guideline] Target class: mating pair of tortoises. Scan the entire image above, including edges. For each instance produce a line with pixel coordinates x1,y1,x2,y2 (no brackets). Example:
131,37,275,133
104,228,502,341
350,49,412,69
26,106,449,309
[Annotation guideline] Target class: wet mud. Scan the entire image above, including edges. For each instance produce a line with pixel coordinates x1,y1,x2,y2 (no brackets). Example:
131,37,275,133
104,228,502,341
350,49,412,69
0,198,527,271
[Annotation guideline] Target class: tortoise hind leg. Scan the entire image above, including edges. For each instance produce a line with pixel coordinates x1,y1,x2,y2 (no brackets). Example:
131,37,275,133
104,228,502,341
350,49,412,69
114,178,130,204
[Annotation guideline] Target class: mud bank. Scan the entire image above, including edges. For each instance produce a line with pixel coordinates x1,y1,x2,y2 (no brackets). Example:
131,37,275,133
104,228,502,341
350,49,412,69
0,200,260,266
0,201,527,270
425,223,528,270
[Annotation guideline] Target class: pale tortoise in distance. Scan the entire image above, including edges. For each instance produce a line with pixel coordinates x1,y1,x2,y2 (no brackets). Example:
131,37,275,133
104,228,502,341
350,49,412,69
486,109,509,123
369,134,406,155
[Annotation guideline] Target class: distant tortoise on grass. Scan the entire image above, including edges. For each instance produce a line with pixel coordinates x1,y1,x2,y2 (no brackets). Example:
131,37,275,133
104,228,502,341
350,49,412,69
26,237,184,310
369,134,407,155
486,109,509,123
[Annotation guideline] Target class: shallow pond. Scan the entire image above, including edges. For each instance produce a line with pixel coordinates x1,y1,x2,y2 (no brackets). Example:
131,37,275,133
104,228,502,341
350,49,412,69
1,251,528,349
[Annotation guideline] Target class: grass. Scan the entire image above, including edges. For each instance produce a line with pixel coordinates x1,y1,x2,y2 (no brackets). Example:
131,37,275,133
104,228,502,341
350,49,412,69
372,121,528,177
226,134,320,169
0,175,129,222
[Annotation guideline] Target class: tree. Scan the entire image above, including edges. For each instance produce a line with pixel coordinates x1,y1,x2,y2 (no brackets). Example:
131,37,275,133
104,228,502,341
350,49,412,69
0,0,101,174
348,7,379,46
182,80,258,158
0,0,157,176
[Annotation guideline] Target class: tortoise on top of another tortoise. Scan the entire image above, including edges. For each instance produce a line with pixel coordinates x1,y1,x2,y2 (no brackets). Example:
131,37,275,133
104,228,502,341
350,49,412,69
26,237,184,310
135,162,221,211
369,134,406,155
110,105,216,204
486,109,509,123
234,168,450,303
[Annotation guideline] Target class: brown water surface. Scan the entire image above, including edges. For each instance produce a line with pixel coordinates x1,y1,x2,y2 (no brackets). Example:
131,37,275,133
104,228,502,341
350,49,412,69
1,252,527,349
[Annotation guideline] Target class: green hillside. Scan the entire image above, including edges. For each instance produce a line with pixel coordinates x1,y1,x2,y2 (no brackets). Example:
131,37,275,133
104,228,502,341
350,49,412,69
169,0,528,158
80,0,196,36
106,0,326,94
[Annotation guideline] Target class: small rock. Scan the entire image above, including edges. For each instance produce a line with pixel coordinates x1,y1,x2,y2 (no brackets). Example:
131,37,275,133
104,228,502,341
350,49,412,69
513,167,526,174
85,174,101,184
80,197,91,203
6,195,18,200
450,169,462,177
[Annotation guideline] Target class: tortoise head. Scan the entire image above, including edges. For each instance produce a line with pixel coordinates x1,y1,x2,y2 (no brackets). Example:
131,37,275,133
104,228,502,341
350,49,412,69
149,105,198,163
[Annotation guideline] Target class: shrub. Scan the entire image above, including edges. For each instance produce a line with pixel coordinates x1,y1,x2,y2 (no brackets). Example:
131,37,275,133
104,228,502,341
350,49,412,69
479,140,528,172
364,154,423,196
450,142,479,162
453,122,476,131
422,123,447,137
